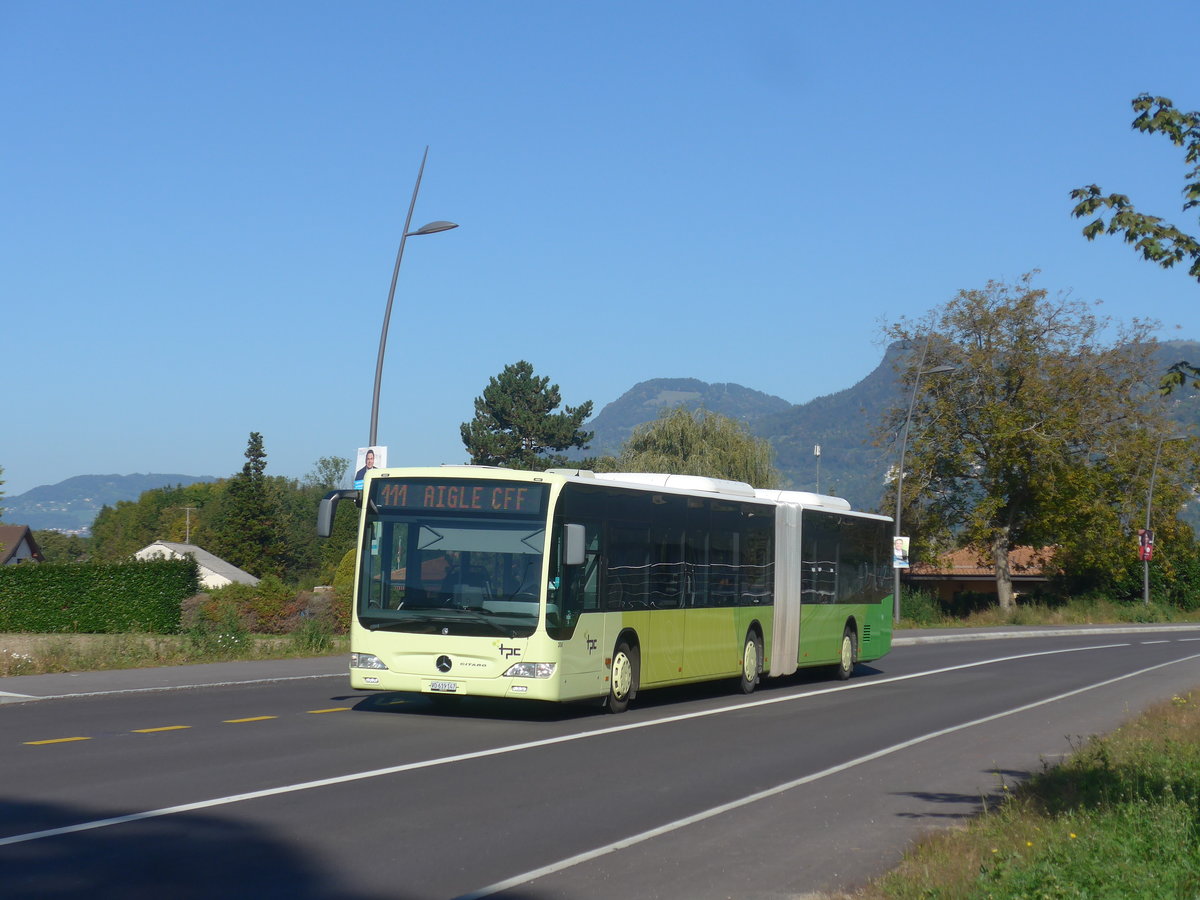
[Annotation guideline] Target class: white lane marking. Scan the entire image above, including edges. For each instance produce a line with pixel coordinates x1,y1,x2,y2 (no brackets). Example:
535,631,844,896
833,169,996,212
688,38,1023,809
1141,640,1170,645
14,672,346,702
455,650,1200,900
0,641,1159,848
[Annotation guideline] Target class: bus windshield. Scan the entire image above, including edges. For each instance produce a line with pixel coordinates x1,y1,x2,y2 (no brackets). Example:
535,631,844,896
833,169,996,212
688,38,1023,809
357,511,547,638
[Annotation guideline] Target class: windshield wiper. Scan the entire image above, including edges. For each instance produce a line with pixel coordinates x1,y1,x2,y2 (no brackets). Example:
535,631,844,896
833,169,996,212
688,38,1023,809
366,611,515,637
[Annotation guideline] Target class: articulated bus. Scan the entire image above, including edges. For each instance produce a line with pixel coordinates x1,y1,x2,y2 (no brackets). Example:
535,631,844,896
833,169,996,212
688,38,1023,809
318,465,893,712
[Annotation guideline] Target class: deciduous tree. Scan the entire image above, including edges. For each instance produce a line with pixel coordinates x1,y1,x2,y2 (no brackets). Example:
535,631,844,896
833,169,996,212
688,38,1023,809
460,361,594,469
1071,93,1199,283
1071,93,1200,391
304,456,350,491
618,406,781,488
885,273,1199,609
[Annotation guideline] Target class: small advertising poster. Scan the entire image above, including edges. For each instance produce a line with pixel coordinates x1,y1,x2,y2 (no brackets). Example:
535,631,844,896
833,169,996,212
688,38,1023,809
1138,528,1154,562
354,446,388,490
893,536,910,568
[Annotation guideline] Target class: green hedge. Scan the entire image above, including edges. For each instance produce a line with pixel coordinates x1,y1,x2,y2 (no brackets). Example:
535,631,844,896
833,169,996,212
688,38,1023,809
0,559,198,634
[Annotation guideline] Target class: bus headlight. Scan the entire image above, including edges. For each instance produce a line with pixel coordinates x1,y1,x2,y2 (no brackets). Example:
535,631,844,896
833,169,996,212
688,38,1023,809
503,662,556,679
351,653,388,670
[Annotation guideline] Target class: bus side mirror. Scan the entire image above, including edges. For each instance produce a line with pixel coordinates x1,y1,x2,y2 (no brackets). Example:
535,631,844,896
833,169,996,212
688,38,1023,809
317,489,361,538
564,523,586,566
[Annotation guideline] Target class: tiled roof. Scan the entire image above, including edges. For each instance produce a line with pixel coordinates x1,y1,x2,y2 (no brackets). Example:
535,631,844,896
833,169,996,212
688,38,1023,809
907,545,1054,578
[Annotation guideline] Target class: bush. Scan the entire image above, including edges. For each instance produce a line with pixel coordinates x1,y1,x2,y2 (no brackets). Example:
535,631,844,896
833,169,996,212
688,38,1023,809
901,587,942,626
183,605,251,657
203,576,304,634
0,559,197,633
290,616,334,654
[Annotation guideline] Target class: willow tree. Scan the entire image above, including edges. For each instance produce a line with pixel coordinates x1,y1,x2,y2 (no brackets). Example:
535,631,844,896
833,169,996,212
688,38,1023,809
618,406,780,488
885,273,1197,610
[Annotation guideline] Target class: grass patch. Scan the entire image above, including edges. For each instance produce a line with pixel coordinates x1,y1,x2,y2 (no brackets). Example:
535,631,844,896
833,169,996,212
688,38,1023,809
0,627,348,676
837,691,1200,899
898,595,1200,630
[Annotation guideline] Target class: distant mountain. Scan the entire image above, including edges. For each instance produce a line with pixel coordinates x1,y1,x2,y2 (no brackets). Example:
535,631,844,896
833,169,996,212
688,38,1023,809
2,474,218,533
752,343,907,509
584,378,794,458
585,340,1200,514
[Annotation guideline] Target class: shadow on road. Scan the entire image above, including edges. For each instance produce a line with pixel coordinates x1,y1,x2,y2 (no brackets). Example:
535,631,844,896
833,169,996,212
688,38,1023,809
348,662,889,721
0,797,391,900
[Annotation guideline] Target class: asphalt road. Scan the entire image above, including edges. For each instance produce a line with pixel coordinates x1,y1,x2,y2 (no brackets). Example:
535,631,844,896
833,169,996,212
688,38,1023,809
3,625,1200,899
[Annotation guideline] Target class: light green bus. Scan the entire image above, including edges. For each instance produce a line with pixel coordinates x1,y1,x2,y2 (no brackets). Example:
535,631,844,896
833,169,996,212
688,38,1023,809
318,465,894,712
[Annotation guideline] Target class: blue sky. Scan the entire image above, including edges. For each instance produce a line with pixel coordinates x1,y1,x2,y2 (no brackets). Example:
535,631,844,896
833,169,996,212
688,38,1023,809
3,1,1198,498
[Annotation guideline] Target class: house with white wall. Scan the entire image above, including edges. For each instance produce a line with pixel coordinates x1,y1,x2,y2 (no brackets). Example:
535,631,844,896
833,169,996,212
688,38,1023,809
135,541,259,590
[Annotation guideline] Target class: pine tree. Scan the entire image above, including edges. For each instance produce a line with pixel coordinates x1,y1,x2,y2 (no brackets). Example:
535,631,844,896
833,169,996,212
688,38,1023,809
206,432,288,578
460,361,594,469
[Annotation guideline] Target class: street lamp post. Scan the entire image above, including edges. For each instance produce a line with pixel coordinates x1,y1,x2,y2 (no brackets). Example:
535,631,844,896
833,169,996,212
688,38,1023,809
368,146,458,447
893,345,955,624
1143,434,1185,606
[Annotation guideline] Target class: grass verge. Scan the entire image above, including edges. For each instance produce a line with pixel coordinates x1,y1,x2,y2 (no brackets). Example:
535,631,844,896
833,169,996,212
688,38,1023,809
899,594,1200,629
0,627,348,676
836,690,1200,899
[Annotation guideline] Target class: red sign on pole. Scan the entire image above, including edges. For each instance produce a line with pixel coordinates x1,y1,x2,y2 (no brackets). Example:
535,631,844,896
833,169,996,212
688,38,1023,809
1138,529,1155,562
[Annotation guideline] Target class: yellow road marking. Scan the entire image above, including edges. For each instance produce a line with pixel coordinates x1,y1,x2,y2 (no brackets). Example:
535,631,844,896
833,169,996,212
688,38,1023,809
25,737,91,745
223,716,277,723
307,707,351,714
132,726,191,733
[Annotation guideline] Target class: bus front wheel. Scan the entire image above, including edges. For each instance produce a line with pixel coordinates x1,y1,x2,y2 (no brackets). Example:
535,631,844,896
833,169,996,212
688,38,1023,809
739,631,762,694
836,625,857,681
606,641,637,714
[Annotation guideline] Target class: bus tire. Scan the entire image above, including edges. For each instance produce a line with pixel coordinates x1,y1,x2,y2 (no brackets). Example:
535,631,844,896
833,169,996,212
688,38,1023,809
606,641,637,714
739,630,763,694
836,625,857,681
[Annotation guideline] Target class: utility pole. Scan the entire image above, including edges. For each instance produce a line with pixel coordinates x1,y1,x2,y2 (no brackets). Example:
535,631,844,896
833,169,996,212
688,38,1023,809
171,507,198,544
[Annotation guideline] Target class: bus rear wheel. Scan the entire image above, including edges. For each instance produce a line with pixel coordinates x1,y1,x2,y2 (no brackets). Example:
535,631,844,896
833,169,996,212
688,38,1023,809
606,641,637,714
739,631,762,694
836,625,857,681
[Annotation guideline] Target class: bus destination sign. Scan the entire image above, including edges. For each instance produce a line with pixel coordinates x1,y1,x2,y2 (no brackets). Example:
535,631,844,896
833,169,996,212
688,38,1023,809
372,480,547,516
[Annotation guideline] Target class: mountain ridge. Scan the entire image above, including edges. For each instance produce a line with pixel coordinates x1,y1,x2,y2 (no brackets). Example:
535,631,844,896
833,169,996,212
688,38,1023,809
10,339,1200,530
3,473,217,533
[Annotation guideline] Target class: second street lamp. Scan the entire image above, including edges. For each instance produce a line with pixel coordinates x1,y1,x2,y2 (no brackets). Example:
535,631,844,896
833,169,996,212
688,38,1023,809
368,147,458,448
893,350,955,624
1142,434,1187,606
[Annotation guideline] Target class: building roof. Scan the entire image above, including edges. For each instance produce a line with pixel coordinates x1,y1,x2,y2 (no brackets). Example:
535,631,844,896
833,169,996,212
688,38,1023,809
906,545,1054,579
0,524,44,564
141,541,260,585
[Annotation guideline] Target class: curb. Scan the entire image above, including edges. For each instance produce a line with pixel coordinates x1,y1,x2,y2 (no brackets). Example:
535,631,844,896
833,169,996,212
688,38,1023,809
893,623,1200,646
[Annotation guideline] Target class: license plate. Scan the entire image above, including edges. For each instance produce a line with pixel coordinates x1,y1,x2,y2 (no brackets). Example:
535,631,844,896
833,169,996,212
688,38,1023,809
428,681,460,693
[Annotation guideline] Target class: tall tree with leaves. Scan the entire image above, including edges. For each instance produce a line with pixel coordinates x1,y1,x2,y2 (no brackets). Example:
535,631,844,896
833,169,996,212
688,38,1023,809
618,406,781,488
460,361,594,469
304,456,350,491
1071,93,1200,284
1071,93,1200,390
885,273,1197,610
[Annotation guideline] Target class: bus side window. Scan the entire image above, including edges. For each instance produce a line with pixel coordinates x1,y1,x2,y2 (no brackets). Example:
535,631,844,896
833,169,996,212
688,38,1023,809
607,522,648,610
